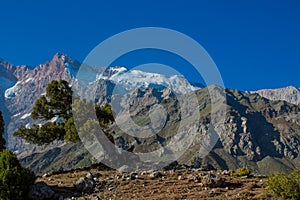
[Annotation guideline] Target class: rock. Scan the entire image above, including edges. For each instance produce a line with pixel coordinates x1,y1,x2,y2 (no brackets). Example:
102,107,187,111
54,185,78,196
187,174,199,182
149,171,162,179
221,170,231,176
42,172,51,178
75,173,95,193
130,172,138,180
86,172,93,179
28,182,56,200
201,174,223,188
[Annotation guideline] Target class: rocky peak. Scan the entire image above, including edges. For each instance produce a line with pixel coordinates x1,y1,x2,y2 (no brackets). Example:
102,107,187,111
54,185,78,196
0,58,15,78
252,86,300,106
2,53,81,150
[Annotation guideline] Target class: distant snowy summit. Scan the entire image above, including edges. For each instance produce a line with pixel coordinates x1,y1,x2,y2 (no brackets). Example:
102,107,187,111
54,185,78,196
90,66,201,94
251,86,300,106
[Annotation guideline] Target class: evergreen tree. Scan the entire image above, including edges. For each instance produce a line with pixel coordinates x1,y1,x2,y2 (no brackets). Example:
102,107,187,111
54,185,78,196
31,80,72,120
0,111,5,150
14,80,114,145
0,150,36,200
0,112,36,200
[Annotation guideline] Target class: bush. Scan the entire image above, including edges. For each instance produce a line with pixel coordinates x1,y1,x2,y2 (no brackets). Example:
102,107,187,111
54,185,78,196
0,150,36,200
266,168,300,199
235,167,251,177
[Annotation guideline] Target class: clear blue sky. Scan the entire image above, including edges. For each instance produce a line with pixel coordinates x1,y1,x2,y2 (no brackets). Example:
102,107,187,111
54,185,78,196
0,0,299,91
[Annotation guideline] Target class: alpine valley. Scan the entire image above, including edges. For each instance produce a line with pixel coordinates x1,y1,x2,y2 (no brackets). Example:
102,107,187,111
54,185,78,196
1,53,300,175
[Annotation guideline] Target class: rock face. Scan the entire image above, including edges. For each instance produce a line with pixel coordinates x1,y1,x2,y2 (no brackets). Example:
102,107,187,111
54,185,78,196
1,53,80,153
22,84,300,175
252,86,300,106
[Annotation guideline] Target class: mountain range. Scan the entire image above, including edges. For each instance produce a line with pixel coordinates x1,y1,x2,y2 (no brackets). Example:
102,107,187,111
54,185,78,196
0,53,299,175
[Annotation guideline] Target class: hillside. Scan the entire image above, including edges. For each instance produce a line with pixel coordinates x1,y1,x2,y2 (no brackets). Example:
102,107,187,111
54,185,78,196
19,85,300,176
34,166,271,200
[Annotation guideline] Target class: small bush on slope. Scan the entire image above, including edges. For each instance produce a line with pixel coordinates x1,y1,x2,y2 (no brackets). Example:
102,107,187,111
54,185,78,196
266,168,300,200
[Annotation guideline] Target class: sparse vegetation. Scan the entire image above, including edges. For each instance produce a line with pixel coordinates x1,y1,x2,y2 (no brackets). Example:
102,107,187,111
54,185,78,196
266,168,300,200
235,167,251,177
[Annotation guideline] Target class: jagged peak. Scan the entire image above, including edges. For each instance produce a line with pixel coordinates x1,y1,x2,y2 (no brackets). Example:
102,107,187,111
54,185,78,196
52,52,73,62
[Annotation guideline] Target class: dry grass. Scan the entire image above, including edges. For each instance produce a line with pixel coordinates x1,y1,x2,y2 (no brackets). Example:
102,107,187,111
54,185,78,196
37,168,277,200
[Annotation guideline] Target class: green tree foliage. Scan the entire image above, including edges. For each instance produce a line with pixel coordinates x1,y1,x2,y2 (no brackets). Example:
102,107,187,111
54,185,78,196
64,117,80,142
95,103,114,129
31,80,72,120
0,111,5,150
0,150,36,200
266,168,300,199
14,80,114,145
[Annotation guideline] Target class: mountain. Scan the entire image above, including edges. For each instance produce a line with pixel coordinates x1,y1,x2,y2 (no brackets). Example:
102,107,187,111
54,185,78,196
252,86,300,106
1,53,300,175
20,85,300,175
0,53,202,153
1,53,80,152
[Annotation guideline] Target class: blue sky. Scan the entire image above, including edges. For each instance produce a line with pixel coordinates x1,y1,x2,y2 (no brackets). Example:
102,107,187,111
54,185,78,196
0,0,299,91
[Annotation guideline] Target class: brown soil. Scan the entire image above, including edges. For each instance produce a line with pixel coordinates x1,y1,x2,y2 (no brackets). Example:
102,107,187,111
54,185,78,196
37,168,277,200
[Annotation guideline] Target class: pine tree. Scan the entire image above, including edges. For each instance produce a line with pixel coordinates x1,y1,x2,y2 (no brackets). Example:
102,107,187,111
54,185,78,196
14,80,114,145
0,111,5,150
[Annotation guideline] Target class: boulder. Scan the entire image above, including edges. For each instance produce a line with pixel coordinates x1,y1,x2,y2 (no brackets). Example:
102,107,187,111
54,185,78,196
201,174,223,188
75,172,95,193
149,171,162,179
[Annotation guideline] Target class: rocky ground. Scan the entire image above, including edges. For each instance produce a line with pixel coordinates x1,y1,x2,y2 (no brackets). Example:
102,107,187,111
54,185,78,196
30,166,277,200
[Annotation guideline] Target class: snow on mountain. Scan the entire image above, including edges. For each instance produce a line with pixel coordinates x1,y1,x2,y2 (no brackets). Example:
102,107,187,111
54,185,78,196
20,113,31,120
4,81,22,98
97,66,201,94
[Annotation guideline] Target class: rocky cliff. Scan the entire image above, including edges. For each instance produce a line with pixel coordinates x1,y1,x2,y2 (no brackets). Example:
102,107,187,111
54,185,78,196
1,53,80,152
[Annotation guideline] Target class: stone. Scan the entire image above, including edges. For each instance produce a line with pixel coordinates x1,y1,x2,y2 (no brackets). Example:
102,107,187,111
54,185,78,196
86,172,93,179
130,172,138,180
201,174,223,188
75,174,95,193
42,172,51,178
149,171,162,179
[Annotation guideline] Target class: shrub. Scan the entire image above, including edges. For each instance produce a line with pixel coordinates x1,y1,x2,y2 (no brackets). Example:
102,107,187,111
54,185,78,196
235,167,251,177
0,150,36,200
266,168,300,200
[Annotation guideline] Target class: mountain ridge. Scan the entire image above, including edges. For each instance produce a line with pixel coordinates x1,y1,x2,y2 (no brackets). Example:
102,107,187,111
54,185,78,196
0,53,299,175
252,86,300,106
